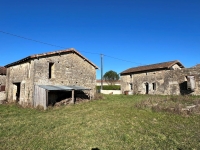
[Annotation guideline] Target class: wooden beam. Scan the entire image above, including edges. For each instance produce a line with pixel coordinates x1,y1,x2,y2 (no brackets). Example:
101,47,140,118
72,90,74,104
45,90,48,110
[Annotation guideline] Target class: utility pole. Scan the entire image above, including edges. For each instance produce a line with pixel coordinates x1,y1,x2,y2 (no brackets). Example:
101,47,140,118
101,54,103,91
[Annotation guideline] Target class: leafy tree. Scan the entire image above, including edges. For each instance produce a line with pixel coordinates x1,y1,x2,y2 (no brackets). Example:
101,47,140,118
103,70,119,85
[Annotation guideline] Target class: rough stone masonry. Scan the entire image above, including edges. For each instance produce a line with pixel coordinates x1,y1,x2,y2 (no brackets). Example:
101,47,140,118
120,61,200,95
5,48,98,107
0,67,6,101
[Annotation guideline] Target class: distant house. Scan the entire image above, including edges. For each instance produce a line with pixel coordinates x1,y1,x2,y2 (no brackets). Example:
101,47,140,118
120,60,200,95
0,67,6,101
96,79,121,86
5,48,98,109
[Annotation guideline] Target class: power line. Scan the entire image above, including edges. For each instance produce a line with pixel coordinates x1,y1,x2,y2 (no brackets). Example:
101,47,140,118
0,30,65,49
104,54,146,65
0,30,145,66
0,30,100,55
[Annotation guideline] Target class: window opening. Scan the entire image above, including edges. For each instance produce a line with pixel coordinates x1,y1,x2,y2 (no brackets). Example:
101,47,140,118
129,83,133,90
27,62,31,78
152,83,156,90
49,63,55,78
0,85,5,92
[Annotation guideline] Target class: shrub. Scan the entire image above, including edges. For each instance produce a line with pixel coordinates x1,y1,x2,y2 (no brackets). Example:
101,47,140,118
93,93,104,100
135,95,200,116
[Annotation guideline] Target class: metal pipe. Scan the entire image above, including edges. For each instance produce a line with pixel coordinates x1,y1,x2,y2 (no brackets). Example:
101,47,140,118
101,54,103,90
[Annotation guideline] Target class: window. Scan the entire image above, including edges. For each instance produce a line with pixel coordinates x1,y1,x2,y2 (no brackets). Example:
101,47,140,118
27,62,31,78
130,74,132,78
129,83,133,90
49,63,55,78
152,83,156,90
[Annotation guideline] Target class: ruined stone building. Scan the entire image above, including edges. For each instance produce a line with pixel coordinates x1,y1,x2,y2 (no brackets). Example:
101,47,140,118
5,48,98,109
0,67,6,101
120,60,200,95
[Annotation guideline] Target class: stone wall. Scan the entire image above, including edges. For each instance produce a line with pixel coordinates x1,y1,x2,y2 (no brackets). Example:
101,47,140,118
0,92,6,101
121,67,200,95
6,61,34,105
121,70,171,95
0,75,7,101
100,90,121,95
33,53,96,96
0,74,6,86
6,52,96,106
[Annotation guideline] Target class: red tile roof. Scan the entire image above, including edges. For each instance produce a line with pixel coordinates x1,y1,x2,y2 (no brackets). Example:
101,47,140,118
0,66,6,75
121,60,184,75
5,48,98,69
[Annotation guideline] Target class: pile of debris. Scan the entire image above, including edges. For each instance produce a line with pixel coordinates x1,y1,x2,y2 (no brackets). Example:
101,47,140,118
181,105,200,115
0,100,7,105
54,98,72,106
54,97,89,107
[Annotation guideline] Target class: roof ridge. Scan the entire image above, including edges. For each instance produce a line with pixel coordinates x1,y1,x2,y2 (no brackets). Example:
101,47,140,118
121,60,184,75
5,48,98,69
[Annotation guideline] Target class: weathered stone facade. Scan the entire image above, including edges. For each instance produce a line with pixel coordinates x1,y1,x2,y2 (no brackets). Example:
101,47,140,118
5,48,98,107
0,67,6,101
0,75,6,87
121,61,200,95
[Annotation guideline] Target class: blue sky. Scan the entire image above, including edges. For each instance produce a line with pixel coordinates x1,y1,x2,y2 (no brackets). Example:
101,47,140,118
0,0,200,79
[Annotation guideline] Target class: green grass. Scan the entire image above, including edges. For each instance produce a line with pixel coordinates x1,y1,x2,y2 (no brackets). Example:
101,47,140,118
0,95,200,149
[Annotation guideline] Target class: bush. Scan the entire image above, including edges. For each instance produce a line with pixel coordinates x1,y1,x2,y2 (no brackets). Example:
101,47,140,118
96,85,121,90
93,93,104,100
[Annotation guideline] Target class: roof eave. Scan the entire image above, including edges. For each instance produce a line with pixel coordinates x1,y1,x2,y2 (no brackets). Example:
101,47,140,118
5,48,99,69
120,67,169,75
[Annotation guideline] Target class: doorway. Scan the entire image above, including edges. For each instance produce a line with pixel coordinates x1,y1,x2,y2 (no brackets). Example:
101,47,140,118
145,82,149,94
13,83,21,102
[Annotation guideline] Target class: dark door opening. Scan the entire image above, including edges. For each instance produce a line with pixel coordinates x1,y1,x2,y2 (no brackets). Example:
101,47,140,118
145,82,149,94
13,83,21,102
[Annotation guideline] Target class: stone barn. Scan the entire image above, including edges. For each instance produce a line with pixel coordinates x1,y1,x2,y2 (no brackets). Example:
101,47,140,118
5,48,98,109
120,60,200,95
0,67,6,101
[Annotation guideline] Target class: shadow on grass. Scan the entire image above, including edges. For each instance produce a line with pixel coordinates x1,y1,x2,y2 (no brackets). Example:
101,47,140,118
91,148,100,150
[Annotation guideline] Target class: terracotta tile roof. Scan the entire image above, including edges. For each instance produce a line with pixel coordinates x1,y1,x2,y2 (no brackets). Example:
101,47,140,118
5,48,98,69
120,60,184,75
0,66,6,75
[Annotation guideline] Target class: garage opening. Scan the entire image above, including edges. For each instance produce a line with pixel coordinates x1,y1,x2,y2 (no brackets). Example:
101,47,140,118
48,90,89,106
34,85,91,109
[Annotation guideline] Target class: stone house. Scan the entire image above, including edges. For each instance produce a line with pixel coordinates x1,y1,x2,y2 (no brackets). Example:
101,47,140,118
0,67,6,101
120,60,200,95
5,48,98,109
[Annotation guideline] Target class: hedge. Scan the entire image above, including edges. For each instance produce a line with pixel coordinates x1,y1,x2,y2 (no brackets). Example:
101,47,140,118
96,85,121,90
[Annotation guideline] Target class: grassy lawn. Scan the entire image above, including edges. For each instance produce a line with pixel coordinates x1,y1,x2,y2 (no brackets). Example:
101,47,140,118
0,94,200,150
